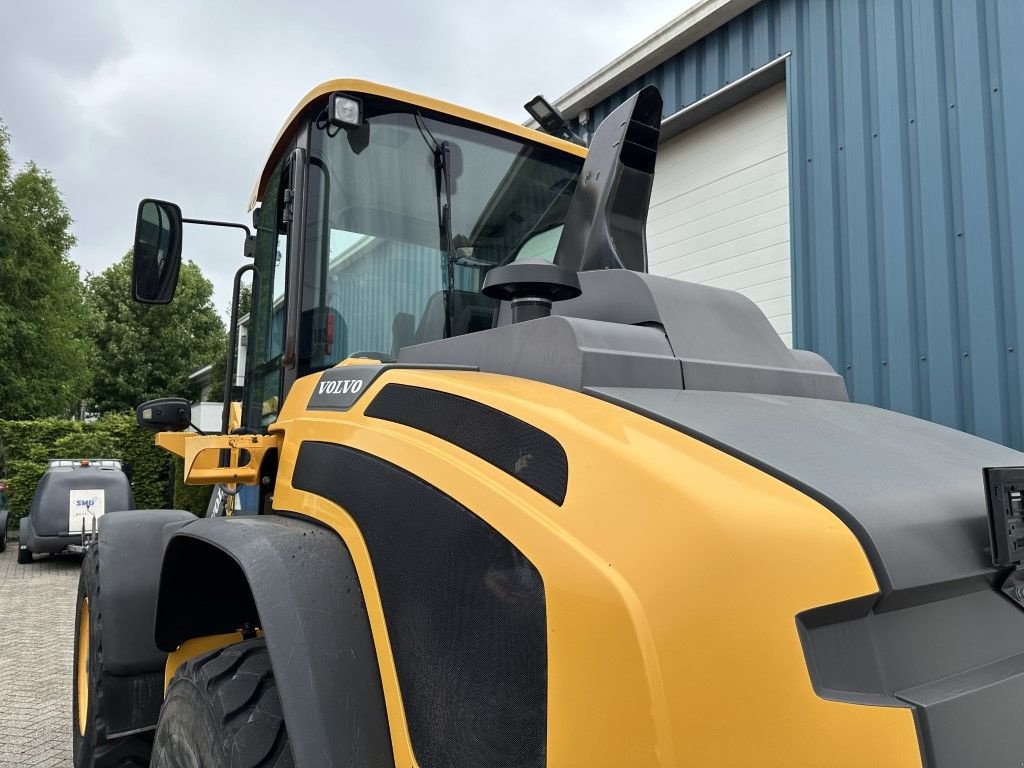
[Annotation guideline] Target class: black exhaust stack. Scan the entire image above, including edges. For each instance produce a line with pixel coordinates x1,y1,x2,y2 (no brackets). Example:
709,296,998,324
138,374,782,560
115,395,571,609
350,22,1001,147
554,85,662,273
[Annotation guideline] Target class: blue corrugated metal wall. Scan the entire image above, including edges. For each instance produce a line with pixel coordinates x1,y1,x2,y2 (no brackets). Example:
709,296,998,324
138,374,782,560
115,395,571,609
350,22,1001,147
586,0,1024,449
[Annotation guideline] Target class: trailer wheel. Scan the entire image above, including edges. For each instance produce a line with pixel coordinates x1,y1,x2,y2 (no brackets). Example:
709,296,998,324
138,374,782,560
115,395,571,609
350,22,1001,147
17,518,33,563
151,638,293,768
73,546,152,767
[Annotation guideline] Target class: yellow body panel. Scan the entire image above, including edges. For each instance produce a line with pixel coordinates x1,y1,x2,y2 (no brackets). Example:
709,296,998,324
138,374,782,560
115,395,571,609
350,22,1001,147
156,431,279,486
163,631,262,693
268,367,921,767
248,79,587,210
228,401,242,433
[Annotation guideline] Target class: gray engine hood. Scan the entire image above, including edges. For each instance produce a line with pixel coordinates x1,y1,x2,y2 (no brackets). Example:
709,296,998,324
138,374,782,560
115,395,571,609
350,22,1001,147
591,387,1024,611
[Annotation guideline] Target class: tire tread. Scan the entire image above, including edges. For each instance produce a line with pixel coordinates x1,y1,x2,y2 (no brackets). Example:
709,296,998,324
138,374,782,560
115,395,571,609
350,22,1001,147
155,639,293,768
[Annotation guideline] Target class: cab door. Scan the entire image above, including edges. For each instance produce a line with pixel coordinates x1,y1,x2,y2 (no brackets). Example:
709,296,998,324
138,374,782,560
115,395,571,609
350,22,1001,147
244,149,304,430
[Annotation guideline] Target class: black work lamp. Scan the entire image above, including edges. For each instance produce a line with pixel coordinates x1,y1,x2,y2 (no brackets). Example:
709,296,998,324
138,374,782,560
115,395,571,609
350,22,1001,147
524,95,584,145
328,92,363,129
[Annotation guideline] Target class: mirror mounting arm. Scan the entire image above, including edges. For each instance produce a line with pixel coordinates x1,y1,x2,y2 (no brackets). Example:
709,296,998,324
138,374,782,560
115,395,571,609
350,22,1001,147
180,217,252,237
180,217,257,259
132,202,256,305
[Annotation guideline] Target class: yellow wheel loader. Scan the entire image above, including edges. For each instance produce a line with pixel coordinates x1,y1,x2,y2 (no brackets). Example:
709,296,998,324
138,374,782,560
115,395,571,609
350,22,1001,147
72,79,1024,768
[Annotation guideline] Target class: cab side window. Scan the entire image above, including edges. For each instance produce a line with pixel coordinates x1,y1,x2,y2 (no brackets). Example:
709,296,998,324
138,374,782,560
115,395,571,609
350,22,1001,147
244,160,291,428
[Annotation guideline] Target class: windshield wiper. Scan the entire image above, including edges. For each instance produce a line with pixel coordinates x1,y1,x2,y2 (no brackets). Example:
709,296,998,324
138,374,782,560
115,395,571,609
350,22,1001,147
415,112,457,337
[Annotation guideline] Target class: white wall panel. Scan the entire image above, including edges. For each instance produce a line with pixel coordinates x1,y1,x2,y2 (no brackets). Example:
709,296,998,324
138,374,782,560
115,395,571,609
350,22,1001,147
648,82,792,345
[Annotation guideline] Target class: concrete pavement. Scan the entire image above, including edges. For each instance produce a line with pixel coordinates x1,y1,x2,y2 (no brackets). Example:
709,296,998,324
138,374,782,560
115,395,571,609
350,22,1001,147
0,541,79,767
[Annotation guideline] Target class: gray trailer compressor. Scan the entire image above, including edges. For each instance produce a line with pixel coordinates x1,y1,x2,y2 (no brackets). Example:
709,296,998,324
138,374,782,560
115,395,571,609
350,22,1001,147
18,459,135,564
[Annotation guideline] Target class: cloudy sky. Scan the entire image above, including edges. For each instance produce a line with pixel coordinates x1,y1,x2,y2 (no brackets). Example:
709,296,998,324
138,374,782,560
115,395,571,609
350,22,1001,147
1,0,694,318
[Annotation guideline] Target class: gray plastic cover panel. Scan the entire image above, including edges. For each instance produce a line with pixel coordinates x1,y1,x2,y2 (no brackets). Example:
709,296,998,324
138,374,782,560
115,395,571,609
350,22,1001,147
30,465,134,537
897,652,1024,768
487,270,847,400
591,387,1024,609
798,588,1024,767
400,315,683,391
558,271,798,366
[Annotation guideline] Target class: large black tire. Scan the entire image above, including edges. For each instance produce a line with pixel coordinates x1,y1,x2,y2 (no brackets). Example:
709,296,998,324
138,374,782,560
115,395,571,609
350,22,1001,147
17,545,32,564
72,546,152,767
150,639,294,768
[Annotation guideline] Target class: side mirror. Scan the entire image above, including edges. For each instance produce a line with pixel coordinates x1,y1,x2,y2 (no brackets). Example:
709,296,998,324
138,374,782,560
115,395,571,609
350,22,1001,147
136,397,191,432
133,199,183,304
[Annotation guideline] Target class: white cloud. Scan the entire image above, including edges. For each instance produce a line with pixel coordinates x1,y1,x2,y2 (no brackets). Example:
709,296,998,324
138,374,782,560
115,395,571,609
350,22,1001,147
0,0,694,316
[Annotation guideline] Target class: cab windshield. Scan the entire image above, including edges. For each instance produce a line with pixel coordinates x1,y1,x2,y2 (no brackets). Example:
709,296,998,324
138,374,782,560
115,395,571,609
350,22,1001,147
298,95,583,370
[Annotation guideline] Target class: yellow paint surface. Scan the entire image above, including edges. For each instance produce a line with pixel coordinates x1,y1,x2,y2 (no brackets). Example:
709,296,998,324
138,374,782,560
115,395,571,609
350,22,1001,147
164,631,261,693
267,367,922,767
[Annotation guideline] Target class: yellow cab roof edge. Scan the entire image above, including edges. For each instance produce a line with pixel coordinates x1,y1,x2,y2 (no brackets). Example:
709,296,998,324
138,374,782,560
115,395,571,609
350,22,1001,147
247,78,588,211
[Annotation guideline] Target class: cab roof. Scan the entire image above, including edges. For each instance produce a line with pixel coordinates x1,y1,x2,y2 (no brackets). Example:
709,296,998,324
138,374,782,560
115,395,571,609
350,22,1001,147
248,78,587,211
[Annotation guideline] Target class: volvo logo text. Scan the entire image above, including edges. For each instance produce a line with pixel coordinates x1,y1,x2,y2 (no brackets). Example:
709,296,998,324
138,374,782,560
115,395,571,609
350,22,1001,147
318,379,364,396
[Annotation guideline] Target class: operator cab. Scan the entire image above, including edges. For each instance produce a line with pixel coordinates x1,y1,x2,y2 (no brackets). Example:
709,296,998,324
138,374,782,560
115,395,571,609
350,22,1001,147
132,80,586,432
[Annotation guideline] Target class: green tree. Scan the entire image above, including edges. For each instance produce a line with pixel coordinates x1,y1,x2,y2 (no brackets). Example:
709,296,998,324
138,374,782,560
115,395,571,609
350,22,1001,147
85,253,226,412
0,121,92,418
240,283,251,316
230,282,252,319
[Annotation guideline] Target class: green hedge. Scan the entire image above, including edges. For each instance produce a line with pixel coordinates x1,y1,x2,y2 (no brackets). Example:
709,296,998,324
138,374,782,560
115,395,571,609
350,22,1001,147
1,418,85,524
0,414,210,531
172,456,213,517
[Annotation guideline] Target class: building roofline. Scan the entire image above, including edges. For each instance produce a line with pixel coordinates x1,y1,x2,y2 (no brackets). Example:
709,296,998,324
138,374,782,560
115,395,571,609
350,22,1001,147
188,364,214,381
548,0,759,120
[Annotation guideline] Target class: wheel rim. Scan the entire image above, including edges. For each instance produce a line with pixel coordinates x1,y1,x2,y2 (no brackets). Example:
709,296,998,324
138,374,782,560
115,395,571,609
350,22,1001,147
76,597,89,735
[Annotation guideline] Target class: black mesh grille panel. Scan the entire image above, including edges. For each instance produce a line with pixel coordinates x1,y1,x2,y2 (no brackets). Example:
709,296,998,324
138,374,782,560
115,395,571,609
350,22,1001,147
292,441,547,768
364,383,569,505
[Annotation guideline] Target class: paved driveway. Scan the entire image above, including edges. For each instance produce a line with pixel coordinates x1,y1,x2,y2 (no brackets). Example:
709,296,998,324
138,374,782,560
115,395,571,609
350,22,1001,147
0,540,80,768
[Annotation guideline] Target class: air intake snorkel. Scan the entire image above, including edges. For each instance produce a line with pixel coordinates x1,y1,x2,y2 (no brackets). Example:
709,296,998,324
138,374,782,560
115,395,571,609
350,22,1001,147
553,85,662,273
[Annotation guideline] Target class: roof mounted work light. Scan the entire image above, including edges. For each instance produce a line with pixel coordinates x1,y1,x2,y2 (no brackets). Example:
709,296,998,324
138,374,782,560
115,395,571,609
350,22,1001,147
328,92,363,128
524,94,584,145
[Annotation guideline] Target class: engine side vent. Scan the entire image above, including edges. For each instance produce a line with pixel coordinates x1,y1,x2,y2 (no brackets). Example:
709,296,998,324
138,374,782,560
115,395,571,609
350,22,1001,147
365,383,568,505
292,441,548,768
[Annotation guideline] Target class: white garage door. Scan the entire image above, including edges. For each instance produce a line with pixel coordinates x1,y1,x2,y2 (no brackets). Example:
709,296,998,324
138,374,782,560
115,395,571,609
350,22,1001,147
646,82,792,345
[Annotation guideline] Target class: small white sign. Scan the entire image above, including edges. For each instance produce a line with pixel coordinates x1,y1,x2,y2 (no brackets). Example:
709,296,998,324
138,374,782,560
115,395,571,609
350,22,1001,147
69,489,105,532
